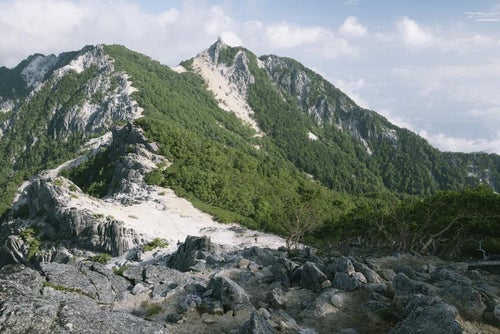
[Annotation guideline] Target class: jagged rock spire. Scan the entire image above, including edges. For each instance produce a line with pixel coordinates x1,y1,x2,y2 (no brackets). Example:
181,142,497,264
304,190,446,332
207,37,228,63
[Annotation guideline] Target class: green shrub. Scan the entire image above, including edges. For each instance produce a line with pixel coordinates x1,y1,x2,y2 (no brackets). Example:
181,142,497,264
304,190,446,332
146,303,164,316
90,253,111,264
19,227,41,260
113,265,127,276
143,238,169,252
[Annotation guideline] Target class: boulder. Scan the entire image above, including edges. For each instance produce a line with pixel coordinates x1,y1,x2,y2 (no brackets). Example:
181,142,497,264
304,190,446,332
289,247,323,266
440,283,487,321
167,236,216,272
300,262,329,292
333,272,360,291
390,294,461,334
329,256,355,276
271,257,299,288
271,309,301,332
143,264,192,286
242,247,282,267
239,311,276,334
430,268,472,286
207,276,251,311
267,287,287,307
121,265,144,282
393,264,417,280
392,273,437,296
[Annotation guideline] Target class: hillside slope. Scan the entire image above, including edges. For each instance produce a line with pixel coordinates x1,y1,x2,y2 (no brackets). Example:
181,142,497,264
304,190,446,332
183,39,499,196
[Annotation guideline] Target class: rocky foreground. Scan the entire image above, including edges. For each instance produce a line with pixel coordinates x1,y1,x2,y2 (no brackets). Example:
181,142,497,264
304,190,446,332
1,235,499,334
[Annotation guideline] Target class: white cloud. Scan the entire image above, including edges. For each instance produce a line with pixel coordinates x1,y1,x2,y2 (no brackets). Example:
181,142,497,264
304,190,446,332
157,8,180,25
466,10,500,22
0,0,245,67
377,108,417,131
339,16,367,38
392,59,500,107
468,107,500,118
334,77,370,108
264,23,328,48
219,31,242,47
0,1,364,67
396,17,434,49
309,37,359,59
419,130,500,154
259,22,360,59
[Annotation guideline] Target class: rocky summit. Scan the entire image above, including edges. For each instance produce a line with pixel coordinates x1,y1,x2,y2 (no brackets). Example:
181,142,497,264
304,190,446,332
0,41,499,333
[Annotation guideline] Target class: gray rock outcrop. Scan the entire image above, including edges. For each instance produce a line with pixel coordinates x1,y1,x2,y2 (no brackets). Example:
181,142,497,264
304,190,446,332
0,264,166,334
167,235,219,272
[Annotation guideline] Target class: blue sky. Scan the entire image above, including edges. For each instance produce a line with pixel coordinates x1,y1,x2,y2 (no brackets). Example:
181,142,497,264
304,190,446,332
1,0,499,153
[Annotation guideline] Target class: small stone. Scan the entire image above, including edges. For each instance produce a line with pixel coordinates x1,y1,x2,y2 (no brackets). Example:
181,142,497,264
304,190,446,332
238,258,251,269
248,262,261,271
132,283,147,295
363,268,384,284
203,317,217,324
364,283,387,294
166,313,182,323
467,270,482,281
321,280,332,290
378,268,396,281
353,272,367,284
258,308,272,319
331,293,345,308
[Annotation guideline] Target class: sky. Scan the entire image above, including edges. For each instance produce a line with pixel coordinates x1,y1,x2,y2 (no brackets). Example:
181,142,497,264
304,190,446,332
1,0,499,154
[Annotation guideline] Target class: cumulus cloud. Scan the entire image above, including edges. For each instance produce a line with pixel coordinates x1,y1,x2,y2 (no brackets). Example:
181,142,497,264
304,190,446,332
0,0,365,68
396,17,433,49
0,0,244,67
339,16,367,38
264,23,329,48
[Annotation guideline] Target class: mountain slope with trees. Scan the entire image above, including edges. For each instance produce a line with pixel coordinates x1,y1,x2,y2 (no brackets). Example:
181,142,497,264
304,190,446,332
0,42,498,257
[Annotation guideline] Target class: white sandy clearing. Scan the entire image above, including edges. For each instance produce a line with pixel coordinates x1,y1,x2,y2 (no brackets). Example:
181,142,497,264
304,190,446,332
106,187,285,252
192,50,263,137
60,184,286,260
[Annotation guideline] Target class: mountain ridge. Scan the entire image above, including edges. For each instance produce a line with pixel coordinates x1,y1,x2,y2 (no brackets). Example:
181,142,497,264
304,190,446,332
0,41,499,333
0,41,498,243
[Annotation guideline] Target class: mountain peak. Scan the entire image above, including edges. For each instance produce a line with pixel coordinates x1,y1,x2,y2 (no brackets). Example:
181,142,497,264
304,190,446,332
206,37,230,63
